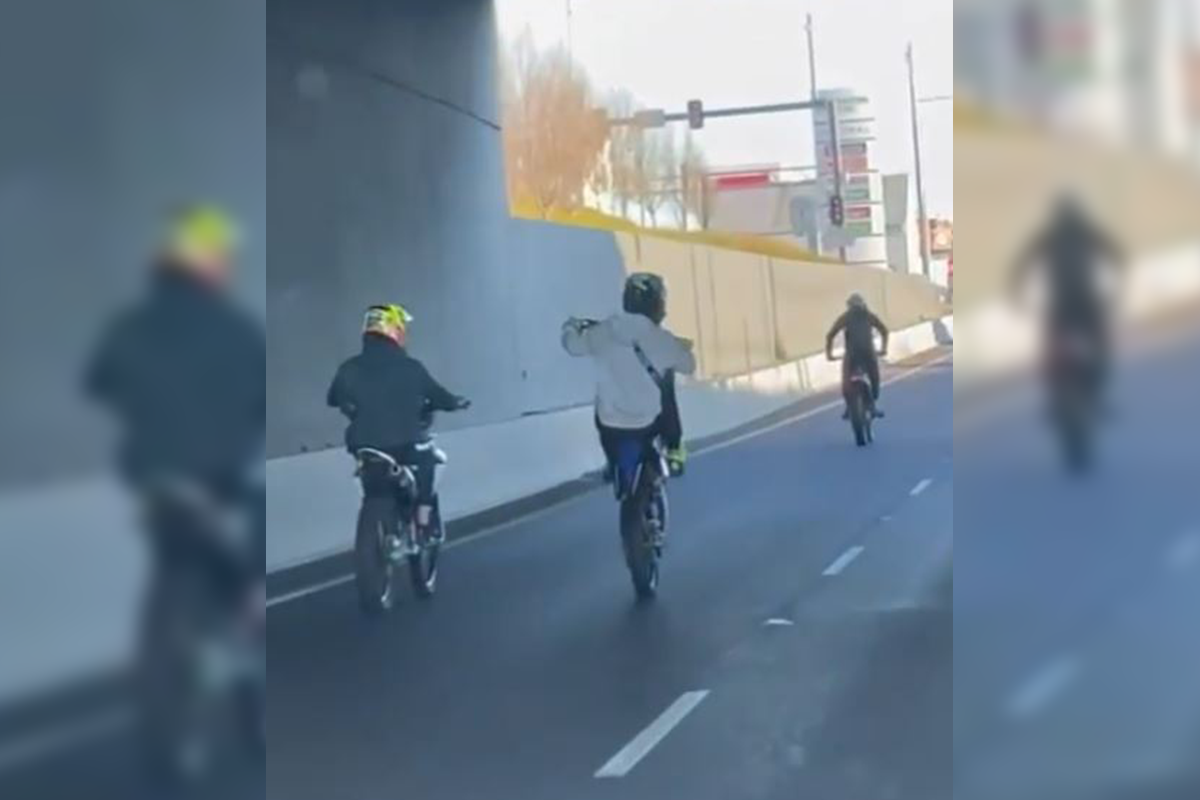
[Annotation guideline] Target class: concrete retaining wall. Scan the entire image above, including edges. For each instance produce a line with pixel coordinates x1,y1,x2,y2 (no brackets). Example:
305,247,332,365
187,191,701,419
616,232,946,379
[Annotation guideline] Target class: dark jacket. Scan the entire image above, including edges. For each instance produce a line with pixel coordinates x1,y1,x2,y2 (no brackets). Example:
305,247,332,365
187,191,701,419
826,307,889,360
1014,209,1123,327
327,334,461,451
85,266,266,486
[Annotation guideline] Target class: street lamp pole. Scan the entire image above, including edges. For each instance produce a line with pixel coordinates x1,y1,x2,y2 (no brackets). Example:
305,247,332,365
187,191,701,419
907,42,932,280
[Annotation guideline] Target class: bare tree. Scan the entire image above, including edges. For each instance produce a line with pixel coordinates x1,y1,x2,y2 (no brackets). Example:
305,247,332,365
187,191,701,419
501,31,608,217
631,128,673,228
603,89,642,221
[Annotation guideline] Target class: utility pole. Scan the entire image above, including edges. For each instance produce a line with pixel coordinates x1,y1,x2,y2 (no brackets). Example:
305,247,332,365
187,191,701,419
806,13,818,101
806,13,845,262
907,42,931,280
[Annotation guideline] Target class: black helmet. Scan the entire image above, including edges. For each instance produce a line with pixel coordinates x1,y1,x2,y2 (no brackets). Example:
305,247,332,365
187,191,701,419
623,273,667,324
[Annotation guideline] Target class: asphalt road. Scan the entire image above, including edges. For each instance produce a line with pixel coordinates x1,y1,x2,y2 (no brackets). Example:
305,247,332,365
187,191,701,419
954,324,1200,800
0,350,952,800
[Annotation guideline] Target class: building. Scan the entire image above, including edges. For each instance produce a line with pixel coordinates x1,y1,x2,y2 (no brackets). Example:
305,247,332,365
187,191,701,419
704,163,925,276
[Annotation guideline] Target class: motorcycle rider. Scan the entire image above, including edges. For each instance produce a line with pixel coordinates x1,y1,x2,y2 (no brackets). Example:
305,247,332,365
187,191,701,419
825,293,890,418
327,303,469,541
85,205,266,782
1013,193,1124,406
85,203,265,618
562,273,696,480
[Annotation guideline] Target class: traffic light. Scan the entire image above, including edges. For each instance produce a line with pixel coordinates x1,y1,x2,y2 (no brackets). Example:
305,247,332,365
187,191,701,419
687,99,704,130
828,194,845,227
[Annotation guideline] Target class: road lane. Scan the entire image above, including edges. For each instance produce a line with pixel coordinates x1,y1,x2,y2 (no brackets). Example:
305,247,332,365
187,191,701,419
955,327,1200,800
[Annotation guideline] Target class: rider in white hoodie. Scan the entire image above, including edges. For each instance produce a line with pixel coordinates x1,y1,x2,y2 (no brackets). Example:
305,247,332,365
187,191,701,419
562,273,696,478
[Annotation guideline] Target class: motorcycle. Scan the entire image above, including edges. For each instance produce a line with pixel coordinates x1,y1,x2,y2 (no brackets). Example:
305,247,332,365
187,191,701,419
831,352,882,447
612,433,670,600
352,407,450,615
137,477,264,787
1047,330,1101,472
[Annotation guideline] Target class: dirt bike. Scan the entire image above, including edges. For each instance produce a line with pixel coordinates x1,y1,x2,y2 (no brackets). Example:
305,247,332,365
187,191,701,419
831,352,883,447
1046,330,1102,473
137,477,264,788
351,401,467,615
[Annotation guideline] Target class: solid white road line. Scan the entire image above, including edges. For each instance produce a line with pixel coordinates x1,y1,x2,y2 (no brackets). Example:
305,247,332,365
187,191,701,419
910,478,933,497
594,691,710,779
0,708,131,774
822,546,865,577
267,574,355,608
1006,657,1080,721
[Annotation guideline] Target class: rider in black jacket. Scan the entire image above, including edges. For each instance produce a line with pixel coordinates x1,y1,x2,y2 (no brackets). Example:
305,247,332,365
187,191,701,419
327,304,469,534
826,293,890,418
86,204,265,597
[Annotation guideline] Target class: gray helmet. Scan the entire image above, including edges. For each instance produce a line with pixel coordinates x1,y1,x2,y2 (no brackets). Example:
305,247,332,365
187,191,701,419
847,292,867,311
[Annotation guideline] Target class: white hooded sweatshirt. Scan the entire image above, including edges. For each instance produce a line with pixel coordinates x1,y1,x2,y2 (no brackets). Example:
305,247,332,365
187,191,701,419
562,312,696,429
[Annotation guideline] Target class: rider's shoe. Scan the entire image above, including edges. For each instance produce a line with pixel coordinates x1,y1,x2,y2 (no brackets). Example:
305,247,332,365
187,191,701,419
872,406,885,418
384,534,406,562
841,406,850,420
666,447,687,477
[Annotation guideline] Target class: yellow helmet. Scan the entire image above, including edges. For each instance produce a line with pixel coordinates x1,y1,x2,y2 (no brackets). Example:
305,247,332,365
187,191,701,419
167,204,241,260
363,303,413,334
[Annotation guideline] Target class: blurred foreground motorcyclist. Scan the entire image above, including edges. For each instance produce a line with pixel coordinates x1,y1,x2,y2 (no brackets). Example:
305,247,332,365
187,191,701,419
1013,193,1125,405
86,203,265,602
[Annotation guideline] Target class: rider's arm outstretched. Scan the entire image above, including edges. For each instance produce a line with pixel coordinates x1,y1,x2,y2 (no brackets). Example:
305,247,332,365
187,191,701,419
420,363,469,412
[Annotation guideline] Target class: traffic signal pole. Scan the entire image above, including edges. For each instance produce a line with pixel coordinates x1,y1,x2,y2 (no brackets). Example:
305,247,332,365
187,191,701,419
607,98,847,263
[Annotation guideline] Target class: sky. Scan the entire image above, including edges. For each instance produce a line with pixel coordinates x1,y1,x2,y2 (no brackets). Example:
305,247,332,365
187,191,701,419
496,0,954,220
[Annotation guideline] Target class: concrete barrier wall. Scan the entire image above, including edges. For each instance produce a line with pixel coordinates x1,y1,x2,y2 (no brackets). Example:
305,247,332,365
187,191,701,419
615,232,947,379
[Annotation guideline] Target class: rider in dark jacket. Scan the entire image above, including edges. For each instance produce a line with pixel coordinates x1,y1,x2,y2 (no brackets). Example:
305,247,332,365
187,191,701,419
1013,193,1124,396
86,204,265,592
826,293,890,417
327,304,469,532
